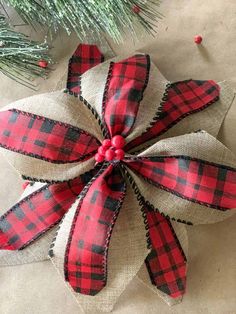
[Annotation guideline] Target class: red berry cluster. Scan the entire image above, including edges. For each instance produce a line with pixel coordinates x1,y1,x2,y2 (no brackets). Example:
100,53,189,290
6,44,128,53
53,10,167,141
95,135,125,163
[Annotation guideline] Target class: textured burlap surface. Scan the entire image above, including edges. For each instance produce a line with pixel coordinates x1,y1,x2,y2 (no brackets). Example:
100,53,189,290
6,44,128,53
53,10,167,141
0,1,236,313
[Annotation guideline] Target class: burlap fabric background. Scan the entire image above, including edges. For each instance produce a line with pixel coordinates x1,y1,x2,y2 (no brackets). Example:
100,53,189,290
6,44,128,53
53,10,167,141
0,1,236,313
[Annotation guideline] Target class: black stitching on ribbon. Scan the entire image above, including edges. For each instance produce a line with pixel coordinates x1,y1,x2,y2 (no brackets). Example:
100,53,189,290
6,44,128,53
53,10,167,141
129,80,219,154
64,89,109,139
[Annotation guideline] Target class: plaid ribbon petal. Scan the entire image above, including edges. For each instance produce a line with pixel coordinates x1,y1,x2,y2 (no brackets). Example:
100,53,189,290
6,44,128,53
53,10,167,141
125,80,220,151
64,164,126,295
0,109,100,163
0,170,95,250
125,156,236,211
144,204,187,298
102,54,150,137
67,44,104,95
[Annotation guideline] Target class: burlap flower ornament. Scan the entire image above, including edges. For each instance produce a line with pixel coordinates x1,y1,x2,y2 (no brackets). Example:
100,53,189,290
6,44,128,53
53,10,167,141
0,44,236,313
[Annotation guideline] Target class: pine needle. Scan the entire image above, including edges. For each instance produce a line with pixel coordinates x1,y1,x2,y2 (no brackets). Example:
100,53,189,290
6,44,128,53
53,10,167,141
3,0,162,43
0,14,52,87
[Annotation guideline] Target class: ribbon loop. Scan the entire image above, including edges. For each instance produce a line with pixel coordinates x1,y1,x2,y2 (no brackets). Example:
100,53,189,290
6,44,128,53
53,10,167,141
102,54,150,138
0,171,94,250
0,109,100,164
64,165,126,295
126,155,236,211
67,44,104,95
125,80,220,151
144,205,187,298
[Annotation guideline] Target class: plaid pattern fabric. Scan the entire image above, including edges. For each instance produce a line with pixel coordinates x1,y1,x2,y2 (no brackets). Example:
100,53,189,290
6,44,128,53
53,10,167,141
0,47,234,302
125,80,220,151
0,109,100,163
64,165,126,295
125,156,236,210
103,54,150,137
67,44,104,95
144,205,187,298
0,170,95,250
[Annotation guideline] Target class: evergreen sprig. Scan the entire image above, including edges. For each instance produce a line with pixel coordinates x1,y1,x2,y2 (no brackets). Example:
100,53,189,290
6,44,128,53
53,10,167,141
0,14,52,89
3,0,162,42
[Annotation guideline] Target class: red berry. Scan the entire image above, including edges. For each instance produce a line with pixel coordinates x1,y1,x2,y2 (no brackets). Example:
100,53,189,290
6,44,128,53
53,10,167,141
102,139,111,148
115,149,125,160
194,35,202,44
38,60,48,68
111,135,125,149
95,153,104,163
98,146,107,156
133,5,141,14
22,181,29,190
105,149,115,161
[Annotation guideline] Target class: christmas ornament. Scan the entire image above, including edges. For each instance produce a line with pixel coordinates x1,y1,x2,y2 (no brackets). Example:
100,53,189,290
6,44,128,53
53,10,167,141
194,35,203,44
0,44,235,313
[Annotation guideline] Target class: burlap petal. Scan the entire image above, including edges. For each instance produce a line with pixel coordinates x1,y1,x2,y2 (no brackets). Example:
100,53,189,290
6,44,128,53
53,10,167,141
129,81,235,153
50,185,149,313
0,183,55,265
80,55,128,118
80,55,167,141
139,130,236,167
154,81,235,141
125,61,168,143
137,221,188,306
0,90,102,182
1,151,95,183
81,54,234,151
125,131,236,225
1,91,103,141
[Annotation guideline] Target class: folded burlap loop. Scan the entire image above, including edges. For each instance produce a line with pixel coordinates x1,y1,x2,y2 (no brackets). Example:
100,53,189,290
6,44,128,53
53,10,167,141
0,182,56,265
0,92,102,182
50,185,149,313
125,131,236,225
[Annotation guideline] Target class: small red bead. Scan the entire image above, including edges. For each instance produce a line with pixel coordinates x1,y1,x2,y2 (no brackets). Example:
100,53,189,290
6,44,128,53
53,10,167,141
194,35,202,44
115,149,125,160
98,146,107,156
105,149,115,161
133,5,141,14
95,153,104,163
38,60,48,68
111,135,125,149
102,139,111,148
22,181,29,190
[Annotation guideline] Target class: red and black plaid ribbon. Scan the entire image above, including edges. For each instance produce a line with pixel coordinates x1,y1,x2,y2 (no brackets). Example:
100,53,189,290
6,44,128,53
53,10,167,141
64,165,126,295
125,80,220,151
0,45,234,301
0,109,100,163
67,44,104,95
0,170,95,250
103,54,150,137
125,156,236,210
144,204,187,298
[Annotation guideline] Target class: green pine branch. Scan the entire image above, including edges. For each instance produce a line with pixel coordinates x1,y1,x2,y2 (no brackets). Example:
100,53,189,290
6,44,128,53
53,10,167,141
0,14,52,89
3,0,162,43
